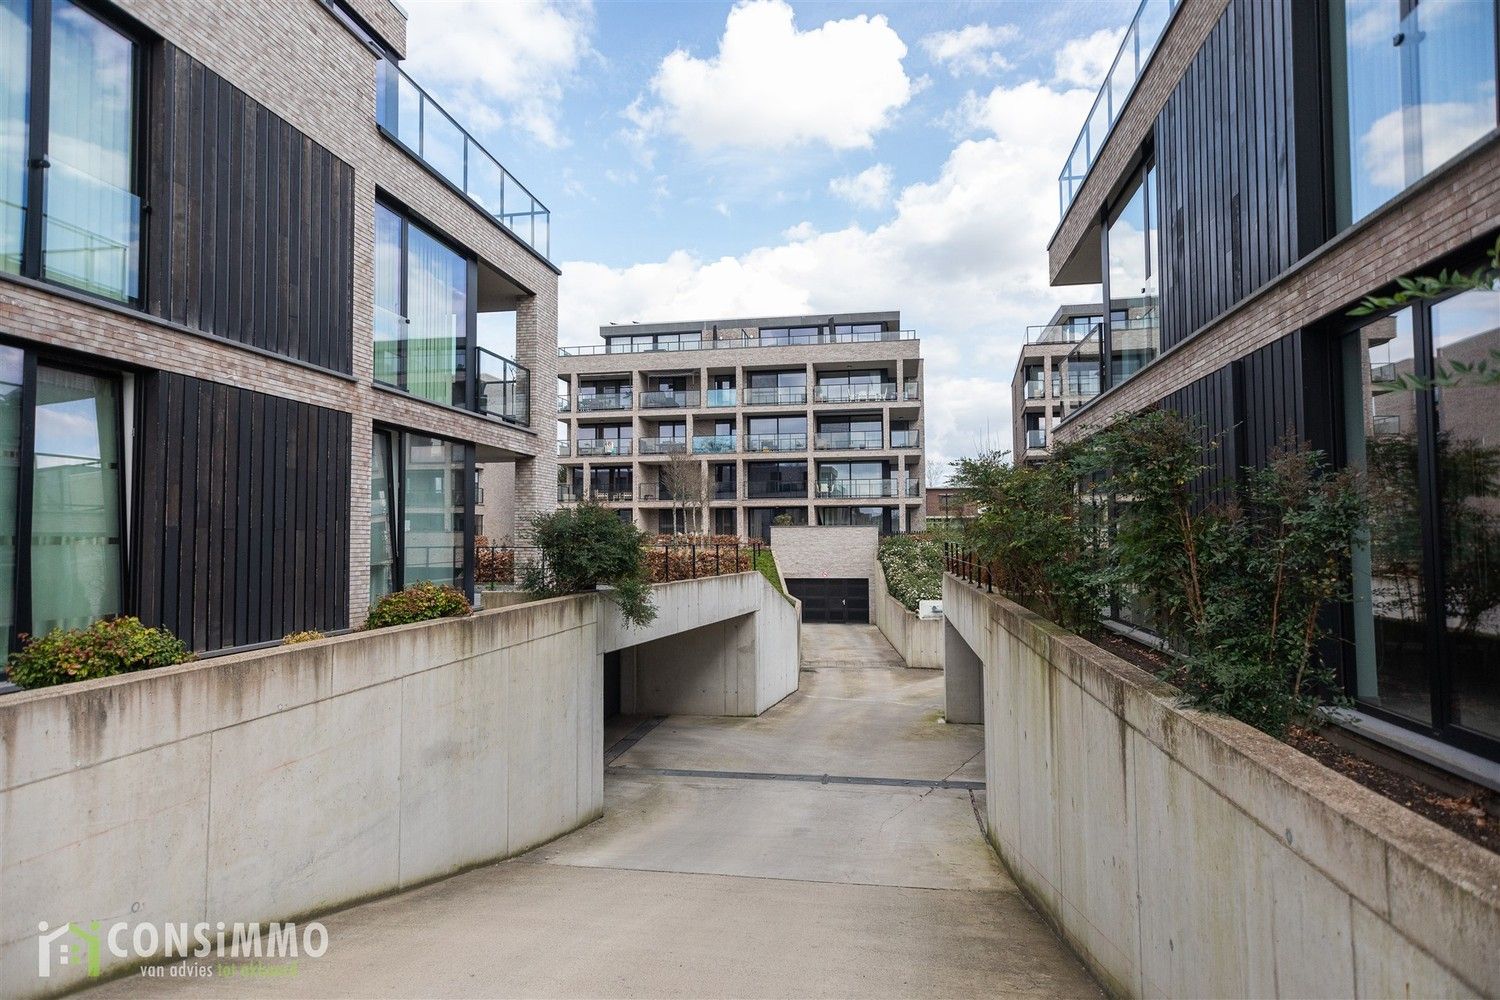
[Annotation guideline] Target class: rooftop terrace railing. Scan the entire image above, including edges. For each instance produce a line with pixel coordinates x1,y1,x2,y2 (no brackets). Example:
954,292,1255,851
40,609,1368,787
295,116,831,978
1057,0,1178,218
559,329,917,357
376,57,551,260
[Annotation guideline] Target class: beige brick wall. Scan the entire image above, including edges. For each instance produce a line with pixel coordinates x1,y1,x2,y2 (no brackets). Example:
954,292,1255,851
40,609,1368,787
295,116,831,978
0,0,560,629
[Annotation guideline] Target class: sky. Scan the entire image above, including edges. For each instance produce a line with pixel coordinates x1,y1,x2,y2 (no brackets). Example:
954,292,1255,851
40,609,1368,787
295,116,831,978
401,0,1136,477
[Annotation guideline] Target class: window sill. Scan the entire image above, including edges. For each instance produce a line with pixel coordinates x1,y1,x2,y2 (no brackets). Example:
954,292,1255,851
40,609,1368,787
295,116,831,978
1322,707,1500,793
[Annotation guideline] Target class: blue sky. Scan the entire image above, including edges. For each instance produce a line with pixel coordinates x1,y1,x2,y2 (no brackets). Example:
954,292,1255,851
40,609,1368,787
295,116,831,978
404,0,1136,472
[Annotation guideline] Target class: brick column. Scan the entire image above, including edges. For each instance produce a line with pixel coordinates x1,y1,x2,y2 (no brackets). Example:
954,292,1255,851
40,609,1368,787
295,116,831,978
513,286,559,533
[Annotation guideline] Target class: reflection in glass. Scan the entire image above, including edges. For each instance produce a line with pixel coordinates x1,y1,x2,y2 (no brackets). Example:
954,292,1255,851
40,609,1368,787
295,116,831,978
374,205,403,389
1343,308,1432,724
30,364,121,634
0,0,28,276
0,347,20,640
403,434,463,587
375,206,469,408
370,431,395,603
1329,0,1497,228
44,0,138,301
1106,165,1160,386
1431,286,1500,739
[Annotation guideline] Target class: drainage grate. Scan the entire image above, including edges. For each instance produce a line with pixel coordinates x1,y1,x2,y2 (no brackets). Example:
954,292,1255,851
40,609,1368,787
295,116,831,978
604,716,668,765
608,764,983,791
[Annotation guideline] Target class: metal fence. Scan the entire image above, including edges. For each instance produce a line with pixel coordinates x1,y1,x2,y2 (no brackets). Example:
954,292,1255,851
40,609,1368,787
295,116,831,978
474,540,763,589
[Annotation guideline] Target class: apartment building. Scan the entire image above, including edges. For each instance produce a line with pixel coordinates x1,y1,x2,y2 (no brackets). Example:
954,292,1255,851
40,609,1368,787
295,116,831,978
556,313,924,541
1009,303,1104,463
1047,0,1498,764
0,0,557,656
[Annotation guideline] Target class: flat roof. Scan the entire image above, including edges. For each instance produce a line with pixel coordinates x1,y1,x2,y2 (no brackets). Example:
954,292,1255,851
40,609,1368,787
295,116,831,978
598,311,901,339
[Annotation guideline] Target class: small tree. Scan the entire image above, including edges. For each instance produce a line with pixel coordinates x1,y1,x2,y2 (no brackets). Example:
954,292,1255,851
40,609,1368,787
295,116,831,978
522,502,657,626
660,451,707,535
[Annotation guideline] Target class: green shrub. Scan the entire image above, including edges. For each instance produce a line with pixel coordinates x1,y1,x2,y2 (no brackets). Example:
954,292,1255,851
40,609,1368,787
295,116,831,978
365,581,472,629
7,617,193,689
282,630,326,645
523,502,657,627
877,534,944,612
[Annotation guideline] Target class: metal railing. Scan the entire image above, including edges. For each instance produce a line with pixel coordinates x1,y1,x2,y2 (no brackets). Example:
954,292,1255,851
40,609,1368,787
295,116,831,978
576,391,632,412
641,540,763,583
559,329,918,357
813,383,898,403
743,386,808,406
376,57,551,259
577,438,631,457
745,432,807,452
814,478,910,499
641,389,700,408
946,543,995,593
476,347,530,425
638,436,688,455
692,434,737,454
1058,0,1179,216
814,430,883,450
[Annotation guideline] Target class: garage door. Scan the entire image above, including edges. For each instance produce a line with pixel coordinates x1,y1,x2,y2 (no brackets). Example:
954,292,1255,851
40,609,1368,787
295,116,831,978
786,578,869,624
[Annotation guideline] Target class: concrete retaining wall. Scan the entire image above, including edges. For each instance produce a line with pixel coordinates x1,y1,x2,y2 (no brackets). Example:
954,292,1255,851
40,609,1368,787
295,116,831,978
871,568,942,669
603,572,800,717
0,597,603,999
943,574,1500,999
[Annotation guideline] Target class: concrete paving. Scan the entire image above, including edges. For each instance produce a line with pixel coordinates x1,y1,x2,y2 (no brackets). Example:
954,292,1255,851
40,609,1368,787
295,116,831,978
84,623,1100,999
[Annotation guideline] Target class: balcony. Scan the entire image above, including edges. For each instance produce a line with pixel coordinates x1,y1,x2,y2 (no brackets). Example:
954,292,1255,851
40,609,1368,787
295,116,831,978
815,478,907,499
1026,429,1047,450
576,391,632,412
558,486,582,503
577,439,631,457
1066,374,1101,398
813,383,898,404
746,482,808,500
476,348,530,426
903,381,919,401
641,389,700,409
705,388,738,407
745,433,807,452
639,483,672,501
891,429,920,448
558,396,571,413
744,387,808,406
556,440,570,457
638,437,688,455
1057,0,1179,216
1024,380,1047,400
375,57,551,259
692,434,737,454
559,329,918,357
815,430,883,450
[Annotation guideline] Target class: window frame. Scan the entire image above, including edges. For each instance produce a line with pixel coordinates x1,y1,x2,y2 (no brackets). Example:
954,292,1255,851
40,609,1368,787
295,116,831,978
10,0,149,307
370,423,475,603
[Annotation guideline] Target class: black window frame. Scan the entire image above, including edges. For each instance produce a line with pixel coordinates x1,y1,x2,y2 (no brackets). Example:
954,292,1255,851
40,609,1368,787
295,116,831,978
371,423,475,602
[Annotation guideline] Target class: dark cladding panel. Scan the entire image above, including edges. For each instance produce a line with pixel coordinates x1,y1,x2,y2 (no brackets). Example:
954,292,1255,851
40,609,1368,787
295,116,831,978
146,45,354,373
133,373,351,650
1154,0,1316,349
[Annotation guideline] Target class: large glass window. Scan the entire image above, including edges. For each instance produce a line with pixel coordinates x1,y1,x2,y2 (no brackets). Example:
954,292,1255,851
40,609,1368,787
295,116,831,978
1341,275,1500,748
1329,0,1498,229
374,203,469,408
1105,164,1160,386
368,426,472,603
0,0,139,301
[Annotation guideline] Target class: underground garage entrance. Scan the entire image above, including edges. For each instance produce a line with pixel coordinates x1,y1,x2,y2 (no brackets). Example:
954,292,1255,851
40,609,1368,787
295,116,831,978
785,578,869,624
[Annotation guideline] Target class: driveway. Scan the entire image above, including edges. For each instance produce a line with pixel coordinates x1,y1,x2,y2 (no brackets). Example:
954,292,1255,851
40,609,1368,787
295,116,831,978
83,623,1099,998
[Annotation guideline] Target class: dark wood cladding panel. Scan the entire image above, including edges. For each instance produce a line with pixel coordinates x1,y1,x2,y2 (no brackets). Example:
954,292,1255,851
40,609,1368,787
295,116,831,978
1159,331,1306,506
133,373,351,651
145,44,354,373
1154,0,1312,349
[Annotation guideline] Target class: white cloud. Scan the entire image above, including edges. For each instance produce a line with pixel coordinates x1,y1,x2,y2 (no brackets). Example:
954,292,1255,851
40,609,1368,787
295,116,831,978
1052,27,1123,88
1359,100,1494,191
563,76,1101,466
403,0,594,149
919,23,1019,77
829,164,893,209
627,0,914,153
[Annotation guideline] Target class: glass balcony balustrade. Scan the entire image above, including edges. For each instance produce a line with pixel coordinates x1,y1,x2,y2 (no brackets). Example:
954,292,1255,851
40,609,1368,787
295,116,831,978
1024,379,1047,400
1057,0,1179,216
376,58,551,259
744,386,808,406
813,383,898,403
692,434,737,454
1026,429,1048,449
903,381,920,401
576,390,632,412
815,478,906,499
890,429,920,448
576,438,631,457
638,436,687,455
706,388,738,407
558,395,571,412
640,389,699,408
746,481,808,499
556,440,570,456
745,433,807,452
815,430,883,450
476,347,530,425
43,158,140,303
559,329,918,357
